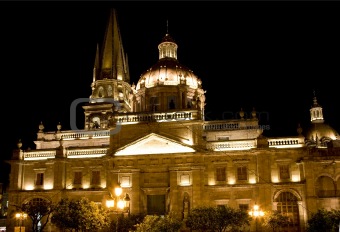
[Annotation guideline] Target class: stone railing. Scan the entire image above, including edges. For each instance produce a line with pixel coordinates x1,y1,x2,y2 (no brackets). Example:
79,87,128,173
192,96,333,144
59,130,111,140
66,148,109,158
268,137,305,148
203,122,240,131
37,130,111,141
203,119,261,131
206,140,256,151
22,147,109,160
115,110,198,124
24,150,56,160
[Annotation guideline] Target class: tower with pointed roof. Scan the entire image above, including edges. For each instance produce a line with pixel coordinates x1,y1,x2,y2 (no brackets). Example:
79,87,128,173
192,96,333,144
84,9,133,130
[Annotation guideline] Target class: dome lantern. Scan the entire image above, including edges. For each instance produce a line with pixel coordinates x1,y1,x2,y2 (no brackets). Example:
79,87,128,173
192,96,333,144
158,34,178,60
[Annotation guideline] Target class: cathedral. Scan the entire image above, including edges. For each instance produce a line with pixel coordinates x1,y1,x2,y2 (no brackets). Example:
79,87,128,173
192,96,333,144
6,8,340,232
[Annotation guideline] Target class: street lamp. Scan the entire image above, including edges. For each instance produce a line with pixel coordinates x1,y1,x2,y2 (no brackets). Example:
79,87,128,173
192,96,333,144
15,212,27,232
249,204,264,232
106,184,131,232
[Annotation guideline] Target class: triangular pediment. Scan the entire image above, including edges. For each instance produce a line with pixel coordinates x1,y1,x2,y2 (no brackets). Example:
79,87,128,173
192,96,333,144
115,133,195,156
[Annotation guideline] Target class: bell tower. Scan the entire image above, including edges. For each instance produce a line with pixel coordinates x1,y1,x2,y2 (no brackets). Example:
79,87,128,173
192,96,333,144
83,9,134,130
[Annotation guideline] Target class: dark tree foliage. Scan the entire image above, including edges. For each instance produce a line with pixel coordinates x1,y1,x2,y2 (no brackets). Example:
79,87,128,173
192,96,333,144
134,214,182,232
51,197,110,232
263,210,290,232
186,205,251,232
104,213,145,232
51,198,82,231
306,208,340,232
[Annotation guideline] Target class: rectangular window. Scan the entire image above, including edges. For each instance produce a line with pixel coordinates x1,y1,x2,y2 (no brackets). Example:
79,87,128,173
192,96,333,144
121,176,131,187
167,96,176,110
216,167,226,181
91,170,101,185
279,165,290,180
237,166,248,181
36,173,44,186
147,195,165,215
217,136,229,141
239,204,249,211
73,171,82,185
180,174,190,185
186,99,192,109
150,96,159,112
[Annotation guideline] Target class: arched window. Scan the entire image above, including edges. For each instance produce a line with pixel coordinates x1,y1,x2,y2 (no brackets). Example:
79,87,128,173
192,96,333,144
275,192,300,231
107,85,113,97
98,86,105,98
316,176,335,197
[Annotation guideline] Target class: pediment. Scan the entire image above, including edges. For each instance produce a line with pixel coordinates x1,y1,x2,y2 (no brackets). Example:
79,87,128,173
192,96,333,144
114,133,195,156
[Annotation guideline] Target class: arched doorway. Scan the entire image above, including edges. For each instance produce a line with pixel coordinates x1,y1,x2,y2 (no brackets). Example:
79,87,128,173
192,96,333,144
275,192,300,232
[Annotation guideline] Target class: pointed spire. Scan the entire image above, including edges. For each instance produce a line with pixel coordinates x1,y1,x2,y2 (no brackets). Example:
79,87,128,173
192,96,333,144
100,8,130,81
125,53,130,82
93,43,100,83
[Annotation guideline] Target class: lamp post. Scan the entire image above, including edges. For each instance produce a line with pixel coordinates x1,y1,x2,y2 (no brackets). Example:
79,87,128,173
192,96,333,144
106,184,130,232
249,204,264,232
15,212,27,232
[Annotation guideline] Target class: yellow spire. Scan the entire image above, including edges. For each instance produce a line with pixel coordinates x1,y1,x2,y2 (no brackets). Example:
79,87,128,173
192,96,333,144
99,8,129,81
93,43,100,83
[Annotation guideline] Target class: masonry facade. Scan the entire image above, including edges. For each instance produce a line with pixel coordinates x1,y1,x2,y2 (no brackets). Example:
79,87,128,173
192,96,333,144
6,8,340,232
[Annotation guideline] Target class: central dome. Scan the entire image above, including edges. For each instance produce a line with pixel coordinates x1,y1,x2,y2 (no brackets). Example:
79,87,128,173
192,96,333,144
132,33,206,116
136,34,201,90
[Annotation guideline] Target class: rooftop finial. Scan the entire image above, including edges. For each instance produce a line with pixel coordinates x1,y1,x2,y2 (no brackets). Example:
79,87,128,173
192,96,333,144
166,20,169,34
311,89,320,108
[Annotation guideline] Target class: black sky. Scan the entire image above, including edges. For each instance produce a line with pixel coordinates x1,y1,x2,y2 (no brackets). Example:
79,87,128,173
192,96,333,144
1,1,340,183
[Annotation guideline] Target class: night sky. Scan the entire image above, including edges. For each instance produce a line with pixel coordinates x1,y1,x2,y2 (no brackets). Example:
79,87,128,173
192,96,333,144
1,1,340,184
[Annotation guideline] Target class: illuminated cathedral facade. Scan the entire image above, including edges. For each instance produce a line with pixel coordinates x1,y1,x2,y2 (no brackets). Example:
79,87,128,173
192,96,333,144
6,9,340,232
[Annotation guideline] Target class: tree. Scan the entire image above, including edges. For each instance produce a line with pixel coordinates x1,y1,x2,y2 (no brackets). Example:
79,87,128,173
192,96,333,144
185,206,217,232
263,210,290,232
185,205,251,232
16,198,54,232
51,197,110,231
104,213,145,232
230,208,252,231
79,197,110,231
134,214,182,232
50,198,79,231
306,208,340,232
